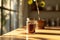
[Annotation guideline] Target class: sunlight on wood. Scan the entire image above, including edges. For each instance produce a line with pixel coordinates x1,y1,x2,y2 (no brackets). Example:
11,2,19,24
2,28,60,40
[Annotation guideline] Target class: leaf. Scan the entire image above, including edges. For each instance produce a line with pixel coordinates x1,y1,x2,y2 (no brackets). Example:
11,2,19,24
3,0,7,5
28,0,33,5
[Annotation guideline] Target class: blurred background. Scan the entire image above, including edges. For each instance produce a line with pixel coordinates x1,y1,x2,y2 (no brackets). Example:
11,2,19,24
0,0,60,35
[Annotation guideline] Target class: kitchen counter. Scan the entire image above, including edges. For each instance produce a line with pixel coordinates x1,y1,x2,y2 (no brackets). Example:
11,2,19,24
0,28,60,40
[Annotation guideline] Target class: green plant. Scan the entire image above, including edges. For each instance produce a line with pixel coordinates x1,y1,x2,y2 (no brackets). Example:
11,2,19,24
3,0,7,5
2,13,7,25
1,0,7,26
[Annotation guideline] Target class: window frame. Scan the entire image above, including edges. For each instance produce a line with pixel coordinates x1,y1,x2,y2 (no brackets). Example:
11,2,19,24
0,0,19,35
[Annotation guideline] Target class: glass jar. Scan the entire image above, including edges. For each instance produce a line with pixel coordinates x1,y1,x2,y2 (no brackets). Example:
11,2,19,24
26,18,36,34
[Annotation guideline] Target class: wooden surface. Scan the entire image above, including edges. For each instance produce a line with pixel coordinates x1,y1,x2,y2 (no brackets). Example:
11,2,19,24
0,28,60,40
45,26,60,30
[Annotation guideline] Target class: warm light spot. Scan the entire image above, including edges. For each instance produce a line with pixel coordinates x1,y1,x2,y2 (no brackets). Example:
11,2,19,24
0,0,1,6
11,12,14,15
20,2,22,5
20,0,22,1
6,15,10,20
33,0,36,1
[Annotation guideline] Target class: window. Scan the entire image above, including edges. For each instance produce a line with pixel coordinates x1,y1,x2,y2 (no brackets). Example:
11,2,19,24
0,0,20,35
3,10,10,33
0,9,1,35
11,0,17,10
3,0,10,9
0,0,1,6
11,11,18,30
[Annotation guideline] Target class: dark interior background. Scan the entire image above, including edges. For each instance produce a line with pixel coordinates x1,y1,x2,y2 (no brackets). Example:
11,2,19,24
23,0,60,26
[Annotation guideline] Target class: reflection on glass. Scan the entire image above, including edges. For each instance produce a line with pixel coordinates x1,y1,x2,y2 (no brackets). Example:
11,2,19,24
11,11,17,30
3,0,18,10
3,10,10,34
11,0,17,10
3,0,10,9
0,0,1,6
